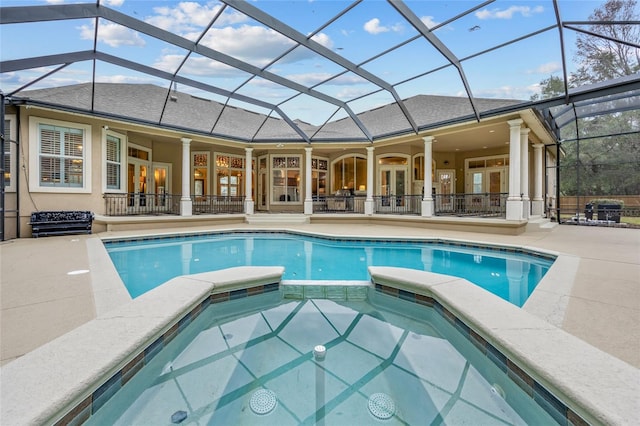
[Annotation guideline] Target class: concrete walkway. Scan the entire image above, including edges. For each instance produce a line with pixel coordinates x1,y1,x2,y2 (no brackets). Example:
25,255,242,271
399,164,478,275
1,223,639,369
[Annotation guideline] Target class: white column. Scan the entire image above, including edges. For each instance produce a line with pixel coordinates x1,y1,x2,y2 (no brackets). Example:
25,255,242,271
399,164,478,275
304,147,313,215
180,137,192,216
520,128,531,219
365,146,375,215
244,147,254,215
506,119,523,220
532,143,545,217
421,136,434,217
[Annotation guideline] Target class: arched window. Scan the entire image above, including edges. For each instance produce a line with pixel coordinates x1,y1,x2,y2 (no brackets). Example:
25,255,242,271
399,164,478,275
331,154,366,194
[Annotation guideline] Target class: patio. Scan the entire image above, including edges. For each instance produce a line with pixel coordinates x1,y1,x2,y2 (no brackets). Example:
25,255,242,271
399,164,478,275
1,222,638,369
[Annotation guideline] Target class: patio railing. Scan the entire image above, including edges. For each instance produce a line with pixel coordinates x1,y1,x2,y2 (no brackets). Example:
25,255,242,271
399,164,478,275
313,195,366,213
104,193,181,216
103,192,509,218
192,195,245,214
103,193,245,216
373,195,422,215
434,192,507,218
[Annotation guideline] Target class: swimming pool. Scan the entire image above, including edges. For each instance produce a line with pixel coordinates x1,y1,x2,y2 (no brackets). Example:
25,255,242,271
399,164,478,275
84,288,563,425
105,231,553,306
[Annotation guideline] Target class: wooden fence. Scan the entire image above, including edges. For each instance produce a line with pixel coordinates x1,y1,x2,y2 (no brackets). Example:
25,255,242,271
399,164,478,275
559,195,640,209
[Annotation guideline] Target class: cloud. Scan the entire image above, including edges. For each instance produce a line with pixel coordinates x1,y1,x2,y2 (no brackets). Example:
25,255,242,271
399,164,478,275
103,0,125,6
364,18,403,35
528,62,562,74
470,83,539,100
79,21,145,48
146,2,247,35
197,25,295,68
420,16,439,30
154,53,245,77
336,86,371,100
284,72,366,87
96,74,156,84
475,5,544,20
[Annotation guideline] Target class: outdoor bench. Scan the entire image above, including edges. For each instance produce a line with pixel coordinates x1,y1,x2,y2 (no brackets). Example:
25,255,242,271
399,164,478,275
29,211,94,238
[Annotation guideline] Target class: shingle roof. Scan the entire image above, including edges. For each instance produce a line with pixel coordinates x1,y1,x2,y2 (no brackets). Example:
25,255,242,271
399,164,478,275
16,83,524,142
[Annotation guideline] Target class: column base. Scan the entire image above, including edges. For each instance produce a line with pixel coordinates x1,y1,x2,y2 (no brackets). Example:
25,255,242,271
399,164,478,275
364,199,374,215
180,199,192,216
506,199,523,221
245,200,255,215
531,199,544,216
304,200,313,215
421,199,434,217
522,197,530,219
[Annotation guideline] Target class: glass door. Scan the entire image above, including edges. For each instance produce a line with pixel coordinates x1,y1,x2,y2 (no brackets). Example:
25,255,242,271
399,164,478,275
378,166,407,211
153,163,171,209
257,156,268,210
437,169,455,212
127,159,150,210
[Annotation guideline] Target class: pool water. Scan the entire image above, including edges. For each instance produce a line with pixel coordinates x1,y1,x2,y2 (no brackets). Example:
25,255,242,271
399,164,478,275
85,290,560,425
105,232,553,306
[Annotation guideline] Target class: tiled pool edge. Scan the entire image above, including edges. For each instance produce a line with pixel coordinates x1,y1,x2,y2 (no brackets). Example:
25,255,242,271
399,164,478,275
6,267,635,425
368,266,640,426
55,278,599,426
102,228,559,262
371,283,587,426
53,282,281,426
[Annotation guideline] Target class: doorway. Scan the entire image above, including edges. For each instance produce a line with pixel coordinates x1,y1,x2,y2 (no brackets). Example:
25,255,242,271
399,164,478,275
127,159,150,210
257,156,268,211
378,165,407,210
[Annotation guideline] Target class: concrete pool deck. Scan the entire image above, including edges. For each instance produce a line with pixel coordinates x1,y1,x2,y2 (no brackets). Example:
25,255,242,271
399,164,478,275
1,222,638,422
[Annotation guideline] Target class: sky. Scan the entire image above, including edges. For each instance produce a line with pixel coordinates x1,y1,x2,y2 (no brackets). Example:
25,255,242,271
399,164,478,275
0,0,624,126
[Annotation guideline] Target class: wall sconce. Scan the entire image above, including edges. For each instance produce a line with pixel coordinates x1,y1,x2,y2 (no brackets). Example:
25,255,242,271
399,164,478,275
359,185,366,191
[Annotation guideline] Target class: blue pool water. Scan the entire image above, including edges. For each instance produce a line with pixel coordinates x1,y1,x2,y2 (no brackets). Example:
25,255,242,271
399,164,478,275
104,232,553,306
84,290,562,425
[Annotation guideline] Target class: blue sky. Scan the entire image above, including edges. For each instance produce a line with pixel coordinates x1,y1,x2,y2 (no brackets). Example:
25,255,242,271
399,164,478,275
0,0,621,125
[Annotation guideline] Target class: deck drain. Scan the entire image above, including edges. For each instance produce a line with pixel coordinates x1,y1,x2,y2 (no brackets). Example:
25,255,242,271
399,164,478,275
250,389,277,415
368,393,395,420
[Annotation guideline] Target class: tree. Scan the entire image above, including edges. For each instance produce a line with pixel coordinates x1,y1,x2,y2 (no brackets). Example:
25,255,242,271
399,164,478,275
534,0,640,198
530,75,564,101
574,0,640,83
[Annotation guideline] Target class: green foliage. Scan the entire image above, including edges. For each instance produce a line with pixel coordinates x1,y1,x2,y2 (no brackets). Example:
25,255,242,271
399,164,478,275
588,198,624,207
541,0,640,196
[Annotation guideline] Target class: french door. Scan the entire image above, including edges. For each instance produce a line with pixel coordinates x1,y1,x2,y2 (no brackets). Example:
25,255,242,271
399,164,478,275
127,159,150,210
378,166,407,211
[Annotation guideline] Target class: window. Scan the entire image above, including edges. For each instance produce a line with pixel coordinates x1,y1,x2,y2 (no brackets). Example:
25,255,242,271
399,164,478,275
216,153,244,197
312,157,328,198
3,116,16,192
272,155,300,202
332,154,366,193
29,117,91,192
104,130,126,191
193,152,210,197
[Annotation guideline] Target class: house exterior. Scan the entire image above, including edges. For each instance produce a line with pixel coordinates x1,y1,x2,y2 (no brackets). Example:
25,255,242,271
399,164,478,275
1,83,558,239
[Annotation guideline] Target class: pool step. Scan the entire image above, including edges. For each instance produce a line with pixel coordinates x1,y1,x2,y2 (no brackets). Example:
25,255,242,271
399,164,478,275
246,213,310,225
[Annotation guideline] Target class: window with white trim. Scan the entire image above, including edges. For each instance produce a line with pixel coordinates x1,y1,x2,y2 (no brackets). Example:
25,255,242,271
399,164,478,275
215,153,244,197
311,156,328,198
272,155,300,202
29,117,91,192
3,115,17,192
104,131,125,191
331,154,366,194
